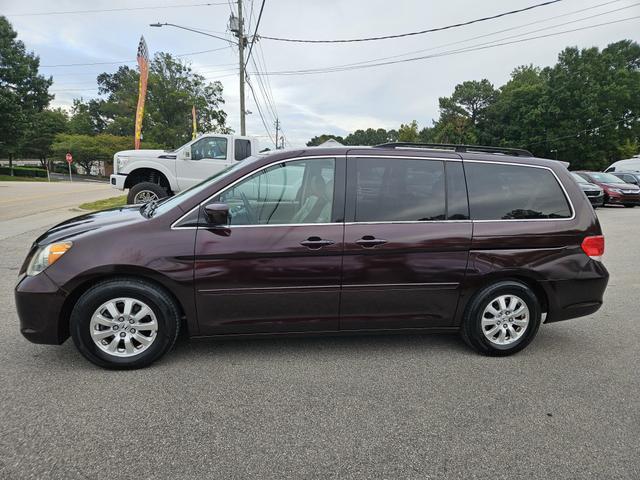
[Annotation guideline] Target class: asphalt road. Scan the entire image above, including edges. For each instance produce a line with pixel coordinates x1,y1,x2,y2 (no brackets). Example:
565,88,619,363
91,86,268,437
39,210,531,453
0,206,638,479
0,181,118,241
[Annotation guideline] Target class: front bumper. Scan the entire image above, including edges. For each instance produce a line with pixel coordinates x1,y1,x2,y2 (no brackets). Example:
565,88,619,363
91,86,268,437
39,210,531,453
15,273,68,345
606,192,640,205
586,194,604,207
110,173,127,191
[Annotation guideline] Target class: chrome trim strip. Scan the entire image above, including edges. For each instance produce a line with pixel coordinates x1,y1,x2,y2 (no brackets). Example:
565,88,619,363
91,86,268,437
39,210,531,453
199,285,339,294
342,282,458,289
344,220,471,225
172,154,576,228
346,154,462,162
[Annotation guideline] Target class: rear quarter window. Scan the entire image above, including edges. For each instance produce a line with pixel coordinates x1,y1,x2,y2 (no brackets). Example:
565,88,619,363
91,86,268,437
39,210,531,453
465,162,572,220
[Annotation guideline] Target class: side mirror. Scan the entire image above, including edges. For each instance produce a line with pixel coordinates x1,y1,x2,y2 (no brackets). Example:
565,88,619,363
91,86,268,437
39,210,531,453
204,203,229,226
183,149,191,159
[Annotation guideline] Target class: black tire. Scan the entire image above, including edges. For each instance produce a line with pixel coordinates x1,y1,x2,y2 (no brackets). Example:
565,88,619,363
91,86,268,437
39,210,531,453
127,182,168,205
70,278,180,369
460,280,541,356
624,204,635,208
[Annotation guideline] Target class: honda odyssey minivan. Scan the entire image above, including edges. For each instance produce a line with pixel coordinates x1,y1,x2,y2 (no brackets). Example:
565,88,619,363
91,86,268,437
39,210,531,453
16,143,609,369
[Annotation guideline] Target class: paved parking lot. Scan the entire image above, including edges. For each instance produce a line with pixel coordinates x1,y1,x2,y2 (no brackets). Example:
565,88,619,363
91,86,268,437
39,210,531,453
1,205,638,479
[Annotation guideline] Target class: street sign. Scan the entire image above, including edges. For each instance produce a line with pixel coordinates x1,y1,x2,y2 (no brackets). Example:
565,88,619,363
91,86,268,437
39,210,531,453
65,153,73,182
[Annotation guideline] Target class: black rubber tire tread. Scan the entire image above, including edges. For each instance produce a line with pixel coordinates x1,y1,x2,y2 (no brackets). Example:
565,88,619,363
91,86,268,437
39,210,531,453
460,280,541,357
127,182,168,204
70,278,180,369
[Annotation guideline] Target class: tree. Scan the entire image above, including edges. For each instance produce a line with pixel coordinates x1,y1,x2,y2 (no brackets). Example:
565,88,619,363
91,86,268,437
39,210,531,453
397,120,420,142
20,108,68,168
482,65,548,152
539,41,640,169
51,133,162,176
68,99,106,135
434,79,497,144
306,134,345,146
0,16,52,171
343,128,392,145
90,53,230,148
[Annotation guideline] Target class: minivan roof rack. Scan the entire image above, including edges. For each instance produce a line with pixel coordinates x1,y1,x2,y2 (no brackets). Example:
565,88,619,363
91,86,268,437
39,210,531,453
374,142,533,157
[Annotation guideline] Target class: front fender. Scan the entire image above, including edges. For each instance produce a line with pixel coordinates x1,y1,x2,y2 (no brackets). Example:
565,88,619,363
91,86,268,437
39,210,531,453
123,160,179,192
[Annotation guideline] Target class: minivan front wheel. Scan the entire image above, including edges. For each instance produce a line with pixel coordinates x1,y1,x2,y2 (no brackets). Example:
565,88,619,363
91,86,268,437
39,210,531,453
461,281,541,356
70,279,180,369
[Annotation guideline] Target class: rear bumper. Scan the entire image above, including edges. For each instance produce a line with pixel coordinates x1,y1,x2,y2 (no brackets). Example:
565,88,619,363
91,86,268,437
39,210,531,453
15,273,68,345
543,260,609,323
110,173,127,191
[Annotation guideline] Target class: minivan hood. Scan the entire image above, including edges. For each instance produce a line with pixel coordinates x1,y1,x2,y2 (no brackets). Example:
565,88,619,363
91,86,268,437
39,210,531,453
34,206,143,246
578,182,601,191
602,182,639,190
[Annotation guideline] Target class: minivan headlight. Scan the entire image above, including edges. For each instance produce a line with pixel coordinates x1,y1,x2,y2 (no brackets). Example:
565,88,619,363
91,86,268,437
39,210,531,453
27,242,73,276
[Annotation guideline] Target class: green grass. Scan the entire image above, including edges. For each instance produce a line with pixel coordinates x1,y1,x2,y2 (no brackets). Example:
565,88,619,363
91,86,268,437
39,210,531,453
79,195,128,211
0,174,52,182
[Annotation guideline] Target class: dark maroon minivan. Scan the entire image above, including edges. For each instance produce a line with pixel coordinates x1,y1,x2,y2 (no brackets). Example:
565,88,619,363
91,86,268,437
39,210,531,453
16,143,609,368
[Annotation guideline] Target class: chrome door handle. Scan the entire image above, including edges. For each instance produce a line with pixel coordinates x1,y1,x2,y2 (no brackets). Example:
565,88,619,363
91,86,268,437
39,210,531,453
355,235,388,248
300,236,335,249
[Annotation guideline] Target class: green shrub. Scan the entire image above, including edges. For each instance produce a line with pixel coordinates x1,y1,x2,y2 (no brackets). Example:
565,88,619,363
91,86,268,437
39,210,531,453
0,166,48,178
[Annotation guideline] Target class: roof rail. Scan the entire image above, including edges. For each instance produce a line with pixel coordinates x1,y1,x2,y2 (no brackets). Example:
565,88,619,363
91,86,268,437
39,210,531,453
374,142,533,157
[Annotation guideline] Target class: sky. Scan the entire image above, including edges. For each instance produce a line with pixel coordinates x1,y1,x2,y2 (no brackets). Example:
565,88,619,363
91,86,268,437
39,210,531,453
3,0,640,148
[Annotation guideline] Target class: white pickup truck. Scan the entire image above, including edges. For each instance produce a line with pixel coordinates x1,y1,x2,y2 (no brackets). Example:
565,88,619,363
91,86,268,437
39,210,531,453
110,134,260,204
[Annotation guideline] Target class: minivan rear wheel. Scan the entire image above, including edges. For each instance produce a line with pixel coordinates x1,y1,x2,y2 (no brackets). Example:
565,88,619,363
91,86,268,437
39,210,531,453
461,281,541,356
70,279,180,369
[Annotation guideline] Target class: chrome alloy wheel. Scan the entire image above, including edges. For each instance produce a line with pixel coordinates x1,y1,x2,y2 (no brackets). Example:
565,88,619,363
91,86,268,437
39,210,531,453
89,297,158,357
480,294,530,346
133,190,159,204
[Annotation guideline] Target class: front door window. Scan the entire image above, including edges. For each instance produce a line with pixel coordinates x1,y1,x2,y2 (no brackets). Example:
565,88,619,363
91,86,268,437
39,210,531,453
217,158,335,225
191,137,228,160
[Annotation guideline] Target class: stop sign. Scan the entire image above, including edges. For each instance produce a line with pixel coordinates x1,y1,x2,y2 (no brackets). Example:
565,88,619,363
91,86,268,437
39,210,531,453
66,153,73,164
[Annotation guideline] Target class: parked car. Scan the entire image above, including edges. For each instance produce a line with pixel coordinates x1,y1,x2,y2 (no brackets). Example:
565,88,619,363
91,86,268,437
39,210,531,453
610,171,640,187
604,155,640,173
570,172,604,208
574,171,640,207
16,143,609,368
110,134,260,204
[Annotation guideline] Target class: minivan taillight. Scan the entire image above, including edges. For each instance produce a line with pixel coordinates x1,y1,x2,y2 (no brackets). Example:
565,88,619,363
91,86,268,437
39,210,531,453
581,235,605,260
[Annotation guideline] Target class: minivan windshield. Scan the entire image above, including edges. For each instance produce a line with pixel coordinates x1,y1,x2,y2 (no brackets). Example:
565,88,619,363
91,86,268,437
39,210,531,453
149,155,262,217
587,172,627,184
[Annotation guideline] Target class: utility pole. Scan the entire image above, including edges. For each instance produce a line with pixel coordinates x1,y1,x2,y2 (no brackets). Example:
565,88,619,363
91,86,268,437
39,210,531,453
275,118,280,149
230,1,246,136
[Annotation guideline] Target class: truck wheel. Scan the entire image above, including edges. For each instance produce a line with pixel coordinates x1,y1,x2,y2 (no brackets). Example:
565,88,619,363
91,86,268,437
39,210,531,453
127,182,168,204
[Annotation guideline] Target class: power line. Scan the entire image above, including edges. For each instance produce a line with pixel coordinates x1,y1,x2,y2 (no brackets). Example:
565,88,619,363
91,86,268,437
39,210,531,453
259,0,563,43
249,15,640,76
529,118,637,147
244,0,266,68
41,45,233,68
280,0,627,75
6,2,228,17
